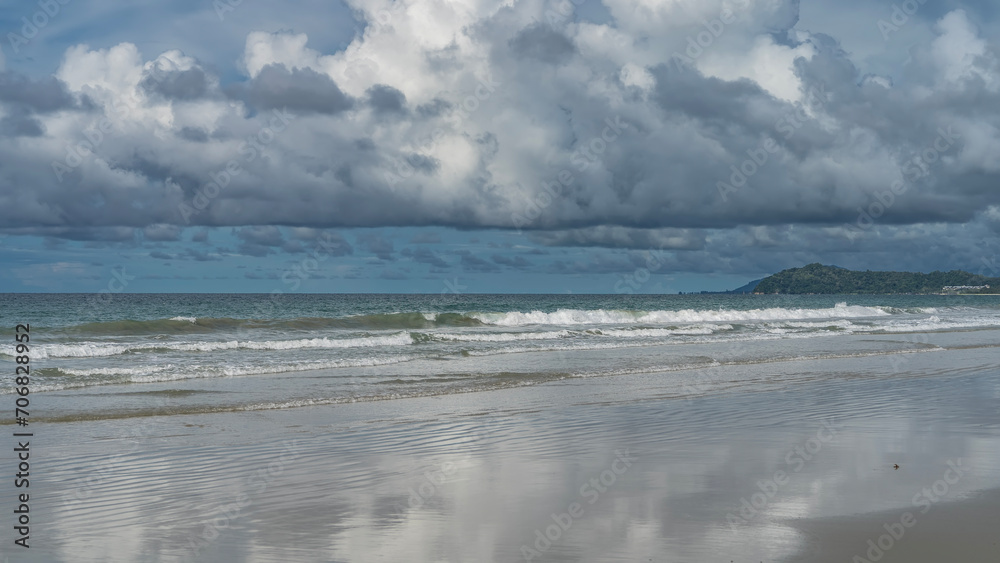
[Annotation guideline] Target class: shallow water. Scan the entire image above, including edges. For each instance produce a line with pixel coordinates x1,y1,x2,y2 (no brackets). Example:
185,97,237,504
6,329,1000,562
3,293,1000,419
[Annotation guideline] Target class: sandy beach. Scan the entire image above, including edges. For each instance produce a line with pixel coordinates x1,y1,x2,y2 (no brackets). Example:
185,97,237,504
786,488,1000,562
9,325,1000,562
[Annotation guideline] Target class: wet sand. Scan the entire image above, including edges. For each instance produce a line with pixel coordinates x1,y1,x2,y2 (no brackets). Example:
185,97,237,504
784,488,1000,562
7,333,1000,562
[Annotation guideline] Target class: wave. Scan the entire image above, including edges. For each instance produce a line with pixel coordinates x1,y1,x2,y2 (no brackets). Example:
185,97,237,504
30,333,415,359
59,312,486,336
428,330,576,342
7,356,417,393
469,303,891,326
56,365,176,377
55,304,913,336
597,325,732,337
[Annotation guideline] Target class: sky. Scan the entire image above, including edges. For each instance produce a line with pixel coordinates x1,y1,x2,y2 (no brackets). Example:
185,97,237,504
2,0,1000,293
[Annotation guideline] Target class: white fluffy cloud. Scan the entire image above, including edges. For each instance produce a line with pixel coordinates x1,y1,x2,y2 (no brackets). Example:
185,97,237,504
2,1,1000,245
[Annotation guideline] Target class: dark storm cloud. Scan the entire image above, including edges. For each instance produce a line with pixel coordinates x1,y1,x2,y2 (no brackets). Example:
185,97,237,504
509,24,576,64
366,84,406,114
0,72,77,112
178,127,209,142
416,98,450,117
142,224,182,241
244,64,353,114
0,114,43,137
235,226,285,256
0,227,136,242
140,67,209,100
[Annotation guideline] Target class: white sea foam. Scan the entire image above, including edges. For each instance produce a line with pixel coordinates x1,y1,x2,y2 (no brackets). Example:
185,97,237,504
431,330,575,342
31,333,414,358
169,316,197,323
598,325,730,337
16,356,418,392
59,365,175,377
469,303,891,326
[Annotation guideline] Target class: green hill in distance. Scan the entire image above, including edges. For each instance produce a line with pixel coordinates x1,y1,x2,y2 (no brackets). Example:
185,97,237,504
752,263,1000,294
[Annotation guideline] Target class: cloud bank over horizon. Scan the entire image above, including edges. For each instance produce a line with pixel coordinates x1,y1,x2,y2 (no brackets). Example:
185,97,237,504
2,0,1000,290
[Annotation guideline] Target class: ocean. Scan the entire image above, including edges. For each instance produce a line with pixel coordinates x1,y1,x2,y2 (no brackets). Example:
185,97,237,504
5,293,1000,562
4,293,1000,422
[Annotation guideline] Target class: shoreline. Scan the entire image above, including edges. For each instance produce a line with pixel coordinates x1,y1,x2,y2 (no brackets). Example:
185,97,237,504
10,343,1000,562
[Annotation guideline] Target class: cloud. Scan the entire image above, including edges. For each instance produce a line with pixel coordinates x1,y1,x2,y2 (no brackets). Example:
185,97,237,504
358,232,394,260
402,246,450,268
244,63,353,114
143,224,182,241
0,72,78,112
409,231,442,244
529,227,705,250
177,126,209,142
289,229,354,256
509,24,576,65
236,225,284,245
379,268,409,280
0,3,999,273
366,84,406,114
0,114,44,137
491,254,532,269
458,250,501,273
235,225,285,256
547,253,639,275
141,67,209,100
186,248,221,261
